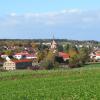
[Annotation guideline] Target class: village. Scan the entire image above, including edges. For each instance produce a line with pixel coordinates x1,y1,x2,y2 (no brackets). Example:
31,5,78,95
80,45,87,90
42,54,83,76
0,0,100,99
0,38,100,71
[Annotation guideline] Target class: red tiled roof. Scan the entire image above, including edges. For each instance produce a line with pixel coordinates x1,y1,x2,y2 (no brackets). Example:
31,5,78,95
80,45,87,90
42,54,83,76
96,54,100,56
59,52,70,58
25,54,35,57
15,53,28,55
12,59,32,63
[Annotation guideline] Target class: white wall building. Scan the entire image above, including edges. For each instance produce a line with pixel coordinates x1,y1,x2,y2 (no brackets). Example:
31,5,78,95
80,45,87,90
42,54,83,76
3,60,16,70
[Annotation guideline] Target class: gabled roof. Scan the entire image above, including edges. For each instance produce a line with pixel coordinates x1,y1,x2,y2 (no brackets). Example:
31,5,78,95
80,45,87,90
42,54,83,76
12,59,32,63
59,52,70,59
96,54,100,56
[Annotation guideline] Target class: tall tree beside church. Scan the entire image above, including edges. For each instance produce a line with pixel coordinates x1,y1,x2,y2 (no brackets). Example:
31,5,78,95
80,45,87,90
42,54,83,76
68,45,79,57
57,44,63,52
63,44,70,53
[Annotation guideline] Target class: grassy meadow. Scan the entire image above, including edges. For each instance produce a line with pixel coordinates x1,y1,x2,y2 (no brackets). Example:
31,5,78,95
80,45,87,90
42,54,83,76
0,64,100,100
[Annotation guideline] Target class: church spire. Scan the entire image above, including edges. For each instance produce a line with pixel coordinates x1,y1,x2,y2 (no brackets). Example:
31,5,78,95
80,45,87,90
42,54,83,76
50,33,57,52
53,33,55,40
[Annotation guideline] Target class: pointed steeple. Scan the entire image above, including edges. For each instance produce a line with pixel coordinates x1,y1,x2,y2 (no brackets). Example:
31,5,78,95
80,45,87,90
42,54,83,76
53,33,55,40
50,33,57,50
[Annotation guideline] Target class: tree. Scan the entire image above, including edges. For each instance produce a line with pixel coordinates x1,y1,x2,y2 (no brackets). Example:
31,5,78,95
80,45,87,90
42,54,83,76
36,51,45,63
69,47,91,68
40,50,59,69
57,44,63,52
68,45,79,57
31,42,38,49
79,47,91,64
3,50,14,55
63,44,70,53
69,54,81,68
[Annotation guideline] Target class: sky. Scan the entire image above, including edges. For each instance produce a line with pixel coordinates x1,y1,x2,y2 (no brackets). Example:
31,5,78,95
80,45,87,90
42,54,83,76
0,0,100,40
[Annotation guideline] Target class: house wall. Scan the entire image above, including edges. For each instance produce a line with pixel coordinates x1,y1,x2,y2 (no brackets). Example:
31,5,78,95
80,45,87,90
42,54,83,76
95,56,100,60
16,62,32,69
14,55,22,60
3,61,16,70
3,60,32,70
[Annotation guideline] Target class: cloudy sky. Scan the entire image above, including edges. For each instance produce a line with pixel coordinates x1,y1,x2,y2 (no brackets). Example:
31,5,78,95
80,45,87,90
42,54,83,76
0,0,100,40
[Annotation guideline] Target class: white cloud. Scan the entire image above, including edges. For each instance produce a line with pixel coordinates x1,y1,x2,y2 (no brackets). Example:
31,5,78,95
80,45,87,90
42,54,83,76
10,13,17,17
0,9,100,40
1,9,100,26
61,9,81,14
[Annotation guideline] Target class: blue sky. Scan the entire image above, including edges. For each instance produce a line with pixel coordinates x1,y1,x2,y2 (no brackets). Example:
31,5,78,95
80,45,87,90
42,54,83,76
0,0,100,40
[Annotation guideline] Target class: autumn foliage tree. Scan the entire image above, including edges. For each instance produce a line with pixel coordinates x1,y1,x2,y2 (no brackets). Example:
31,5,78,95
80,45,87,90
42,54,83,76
69,46,91,68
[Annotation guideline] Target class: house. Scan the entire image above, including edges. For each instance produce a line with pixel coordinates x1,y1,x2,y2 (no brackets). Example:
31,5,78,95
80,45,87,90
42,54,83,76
3,59,33,70
3,60,16,70
59,52,70,61
90,50,100,61
95,54,100,60
13,51,37,60
26,54,37,59
13,51,29,59
1,54,8,59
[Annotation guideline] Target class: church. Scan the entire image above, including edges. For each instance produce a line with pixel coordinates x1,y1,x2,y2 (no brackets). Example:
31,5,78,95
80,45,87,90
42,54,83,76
50,34,57,53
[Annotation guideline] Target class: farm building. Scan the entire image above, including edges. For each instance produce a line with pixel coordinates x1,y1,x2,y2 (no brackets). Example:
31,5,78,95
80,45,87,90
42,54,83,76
3,59,33,70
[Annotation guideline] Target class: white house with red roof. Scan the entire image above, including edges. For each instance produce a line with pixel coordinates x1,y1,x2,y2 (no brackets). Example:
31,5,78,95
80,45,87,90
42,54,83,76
90,50,100,61
3,59,33,70
13,51,37,60
13,51,28,59
1,54,8,59
95,54,100,60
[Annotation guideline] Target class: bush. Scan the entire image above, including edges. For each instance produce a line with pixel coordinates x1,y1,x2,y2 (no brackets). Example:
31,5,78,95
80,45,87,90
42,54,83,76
53,62,60,69
68,55,83,68
40,60,55,70
30,66,43,70
55,56,64,63
31,62,44,70
0,68,7,72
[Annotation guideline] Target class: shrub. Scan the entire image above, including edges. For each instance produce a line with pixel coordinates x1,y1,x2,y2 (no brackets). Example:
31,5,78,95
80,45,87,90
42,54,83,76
31,62,44,70
30,66,41,70
68,54,83,68
55,56,64,63
53,62,60,69
40,60,55,70
0,68,7,72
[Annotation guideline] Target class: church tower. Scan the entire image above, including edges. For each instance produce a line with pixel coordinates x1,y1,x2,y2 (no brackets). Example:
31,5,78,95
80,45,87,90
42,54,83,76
50,34,57,52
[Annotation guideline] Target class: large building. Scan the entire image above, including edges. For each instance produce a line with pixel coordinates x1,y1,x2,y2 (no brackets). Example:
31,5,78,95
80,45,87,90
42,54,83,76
3,60,16,70
3,59,33,70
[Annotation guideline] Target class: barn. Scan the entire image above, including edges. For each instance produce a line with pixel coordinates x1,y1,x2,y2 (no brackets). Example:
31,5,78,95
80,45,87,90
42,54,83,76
3,59,33,70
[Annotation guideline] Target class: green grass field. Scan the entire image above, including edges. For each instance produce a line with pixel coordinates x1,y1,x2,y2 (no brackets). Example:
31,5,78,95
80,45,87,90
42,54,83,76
0,64,100,100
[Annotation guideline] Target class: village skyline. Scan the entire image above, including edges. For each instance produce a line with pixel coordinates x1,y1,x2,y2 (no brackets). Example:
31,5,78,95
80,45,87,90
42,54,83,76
0,1,100,99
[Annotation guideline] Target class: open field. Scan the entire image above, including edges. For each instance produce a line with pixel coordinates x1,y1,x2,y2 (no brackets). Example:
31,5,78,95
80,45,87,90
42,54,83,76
0,64,100,100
